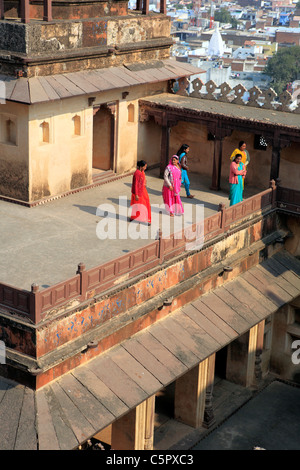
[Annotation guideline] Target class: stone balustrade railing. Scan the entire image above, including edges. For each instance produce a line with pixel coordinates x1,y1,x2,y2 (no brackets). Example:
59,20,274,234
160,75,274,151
173,77,300,114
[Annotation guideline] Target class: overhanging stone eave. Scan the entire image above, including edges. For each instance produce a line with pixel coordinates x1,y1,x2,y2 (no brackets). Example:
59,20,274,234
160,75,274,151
1,250,299,450
1,59,201,105
139,93,300,135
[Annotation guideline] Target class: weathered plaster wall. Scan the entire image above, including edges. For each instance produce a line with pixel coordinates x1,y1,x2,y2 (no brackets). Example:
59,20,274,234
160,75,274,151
279,142,300,191
222,131,272,190
0,209,289,389
33,214,276,374
169,125,273,190
0,101,29,201
107,15,171,44
0,22,27,54
28,22,86,53
26,81,167,201
115,81,167,174
138,118,161,167
0,15,170,55
28,97,93,201
169,121,214,179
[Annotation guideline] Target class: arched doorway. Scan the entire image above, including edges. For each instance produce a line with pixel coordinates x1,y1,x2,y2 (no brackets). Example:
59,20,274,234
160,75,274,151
92,103,116,173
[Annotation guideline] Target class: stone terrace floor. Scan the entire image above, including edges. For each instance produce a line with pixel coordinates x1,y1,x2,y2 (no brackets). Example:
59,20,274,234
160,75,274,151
0,168,258,291
153,376,300,451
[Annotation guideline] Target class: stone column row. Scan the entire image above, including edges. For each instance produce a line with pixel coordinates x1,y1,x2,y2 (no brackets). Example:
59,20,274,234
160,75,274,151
109,320,265,450
111,395,155,450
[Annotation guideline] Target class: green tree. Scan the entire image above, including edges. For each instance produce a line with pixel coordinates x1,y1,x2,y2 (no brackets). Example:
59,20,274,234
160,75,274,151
214,8,238,28
264,46,300,94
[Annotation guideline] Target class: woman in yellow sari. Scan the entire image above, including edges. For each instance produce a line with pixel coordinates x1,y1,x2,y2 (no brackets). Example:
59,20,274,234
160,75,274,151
230,141,250,188
230,141,250,167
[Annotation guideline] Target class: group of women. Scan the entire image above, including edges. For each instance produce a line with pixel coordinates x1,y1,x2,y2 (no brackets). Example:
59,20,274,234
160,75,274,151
130,140,250,224
130,144,191,224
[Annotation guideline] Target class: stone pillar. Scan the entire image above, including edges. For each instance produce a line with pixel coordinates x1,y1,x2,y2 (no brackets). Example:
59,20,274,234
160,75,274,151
270,135,281,183
111,395,155,450
144,395,155,450
210,126,232,191
246,324,259,387
253,320,265,388
203,353,216,428
270,133,290,182
111,401,146,450
106,102,117,172
210,138,221,190
174,355,215,428
227,325,263,388
159,124,170,178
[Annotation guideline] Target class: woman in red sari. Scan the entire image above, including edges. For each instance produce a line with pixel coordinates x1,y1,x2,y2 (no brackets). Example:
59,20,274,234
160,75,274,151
130,160,151,225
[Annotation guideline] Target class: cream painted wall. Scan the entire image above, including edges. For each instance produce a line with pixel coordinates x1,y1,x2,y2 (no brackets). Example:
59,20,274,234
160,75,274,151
92,81,167,174
29,97,93,201
2,86,298,203
0,101,29,200
27,81,167,201
138,118,161,167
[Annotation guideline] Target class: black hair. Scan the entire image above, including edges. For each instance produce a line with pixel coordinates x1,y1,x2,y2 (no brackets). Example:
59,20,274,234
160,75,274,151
137,160,147,168
239,141,246,148
234,153,243,161
176,144,189,156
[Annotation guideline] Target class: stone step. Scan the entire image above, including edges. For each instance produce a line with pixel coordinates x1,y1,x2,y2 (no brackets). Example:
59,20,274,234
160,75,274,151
92,170,115,183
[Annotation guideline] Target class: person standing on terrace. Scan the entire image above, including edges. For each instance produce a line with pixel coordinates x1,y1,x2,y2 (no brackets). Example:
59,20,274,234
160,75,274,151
130,160,151,225
162,155,184,217
229,154,247,206
177,144,194,199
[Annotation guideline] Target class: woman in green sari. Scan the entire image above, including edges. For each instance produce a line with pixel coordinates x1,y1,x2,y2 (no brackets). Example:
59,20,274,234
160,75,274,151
229,154,247,206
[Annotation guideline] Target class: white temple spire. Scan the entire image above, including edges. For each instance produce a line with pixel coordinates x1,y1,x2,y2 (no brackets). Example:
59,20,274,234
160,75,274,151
207,27,224,57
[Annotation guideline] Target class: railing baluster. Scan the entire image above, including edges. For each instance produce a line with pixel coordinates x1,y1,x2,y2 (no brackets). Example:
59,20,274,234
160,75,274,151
0,0,4,20
160,0,166,14
43,0,52,21
20,0,30,23
142,0,149,15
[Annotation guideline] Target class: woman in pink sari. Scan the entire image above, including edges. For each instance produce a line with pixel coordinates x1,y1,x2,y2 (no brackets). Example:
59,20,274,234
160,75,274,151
162,155,184,216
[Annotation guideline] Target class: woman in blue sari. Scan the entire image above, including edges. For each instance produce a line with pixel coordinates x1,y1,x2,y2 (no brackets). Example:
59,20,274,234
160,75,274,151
229,154,246,206
176,144,194,199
